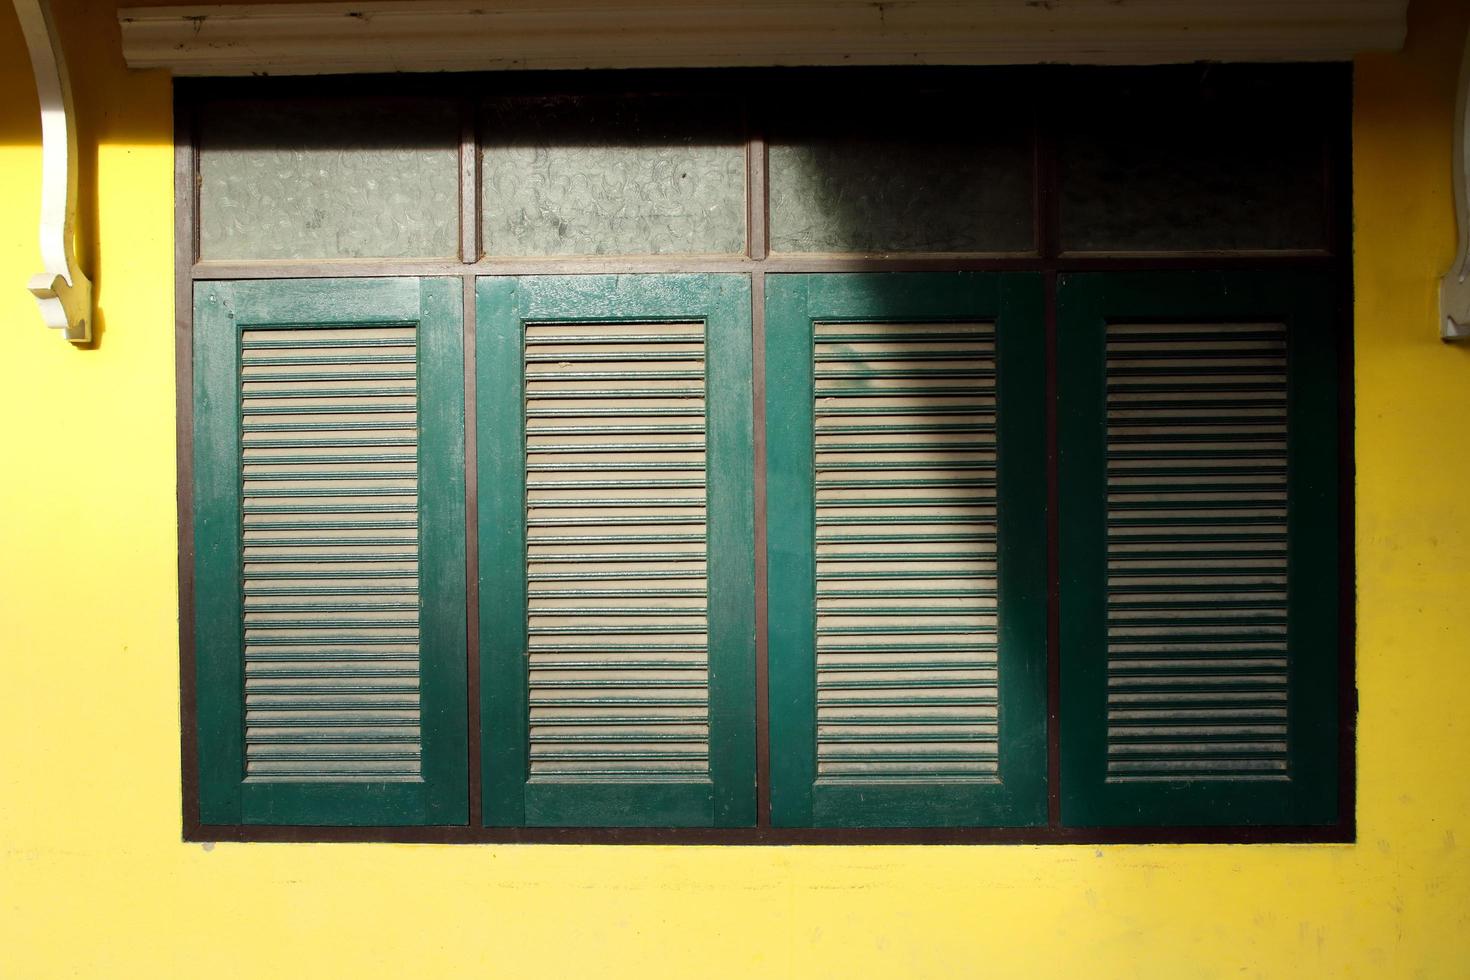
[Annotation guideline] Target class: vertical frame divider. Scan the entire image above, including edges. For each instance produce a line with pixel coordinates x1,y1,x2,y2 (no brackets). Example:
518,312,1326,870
751,267,770,825
462,94,484,824
461,94,483,824
1043,270,1061,826
175,91,201,835
1035,75,1064,828
746,101,771,822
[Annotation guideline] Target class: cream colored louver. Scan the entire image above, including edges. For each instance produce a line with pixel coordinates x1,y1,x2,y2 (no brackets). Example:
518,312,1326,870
523,321,712,781
239,325,423,781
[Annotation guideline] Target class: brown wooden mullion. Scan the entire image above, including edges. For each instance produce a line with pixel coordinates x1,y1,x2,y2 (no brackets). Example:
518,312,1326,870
191,253,1337,283
1043,269,1061,828
1035,79,1063,829
175,93,201,838
751,267,770,826
746,99,772,824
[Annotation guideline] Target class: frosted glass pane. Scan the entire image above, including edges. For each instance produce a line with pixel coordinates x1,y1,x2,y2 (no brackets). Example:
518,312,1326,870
482,97,746,256
1059,69,1331,252
768,100,1033,254
199,99,460,261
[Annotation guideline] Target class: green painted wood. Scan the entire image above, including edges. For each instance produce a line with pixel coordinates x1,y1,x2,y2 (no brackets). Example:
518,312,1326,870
765,272,1048,828
193,277,468,826
477,274,756,828
477,278,531,827
764,275,817,826
195,282,246,825
414,279,472,823
1057,270,1338,827
994,275,1049,825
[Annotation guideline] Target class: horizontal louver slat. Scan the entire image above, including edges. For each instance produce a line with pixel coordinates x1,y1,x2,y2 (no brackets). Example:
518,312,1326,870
525,321,711,782
1104,322,1289,783
241,325,422,782
813,321,1001,783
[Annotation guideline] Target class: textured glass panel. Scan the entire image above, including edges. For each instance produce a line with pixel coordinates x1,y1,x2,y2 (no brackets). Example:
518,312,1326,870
482,97,745,256
768,97,1033,254
199,99,460,261
1059,68,1331,253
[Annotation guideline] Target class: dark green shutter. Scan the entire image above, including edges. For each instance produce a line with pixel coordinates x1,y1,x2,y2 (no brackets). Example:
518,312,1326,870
765,273,1047,828
478,274,756,827
194,277,468,826
1058,271,1338,827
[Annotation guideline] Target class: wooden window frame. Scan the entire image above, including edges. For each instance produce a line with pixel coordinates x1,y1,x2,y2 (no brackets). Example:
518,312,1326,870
175,66,1356,844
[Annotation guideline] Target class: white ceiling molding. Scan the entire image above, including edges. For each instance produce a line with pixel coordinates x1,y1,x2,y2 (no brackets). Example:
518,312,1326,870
1442,27,1470,341
15,0,91,344
118,0,1408,77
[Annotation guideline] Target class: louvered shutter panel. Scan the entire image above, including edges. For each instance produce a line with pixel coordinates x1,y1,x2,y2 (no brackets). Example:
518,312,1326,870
766,273,1047,828
479,275,755,828
811,320,1003,783
1059,271,1339,827
239,320,424,784
194,278,467,826
521,319,711,784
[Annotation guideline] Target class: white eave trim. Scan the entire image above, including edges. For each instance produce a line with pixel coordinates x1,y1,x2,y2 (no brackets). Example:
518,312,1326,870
118,0,1408,77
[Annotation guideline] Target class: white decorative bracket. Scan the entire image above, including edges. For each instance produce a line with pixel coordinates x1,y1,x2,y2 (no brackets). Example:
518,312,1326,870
13,0,91,344
1443,26,1470,341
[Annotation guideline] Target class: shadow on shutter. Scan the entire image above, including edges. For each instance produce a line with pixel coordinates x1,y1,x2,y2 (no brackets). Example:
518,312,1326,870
1058,271,1339,829
766,272,1047,829
1104,322,1290,783
812,321,1002,783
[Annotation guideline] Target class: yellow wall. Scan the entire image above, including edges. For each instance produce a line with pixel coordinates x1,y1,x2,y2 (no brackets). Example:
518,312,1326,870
3,0,1469,975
